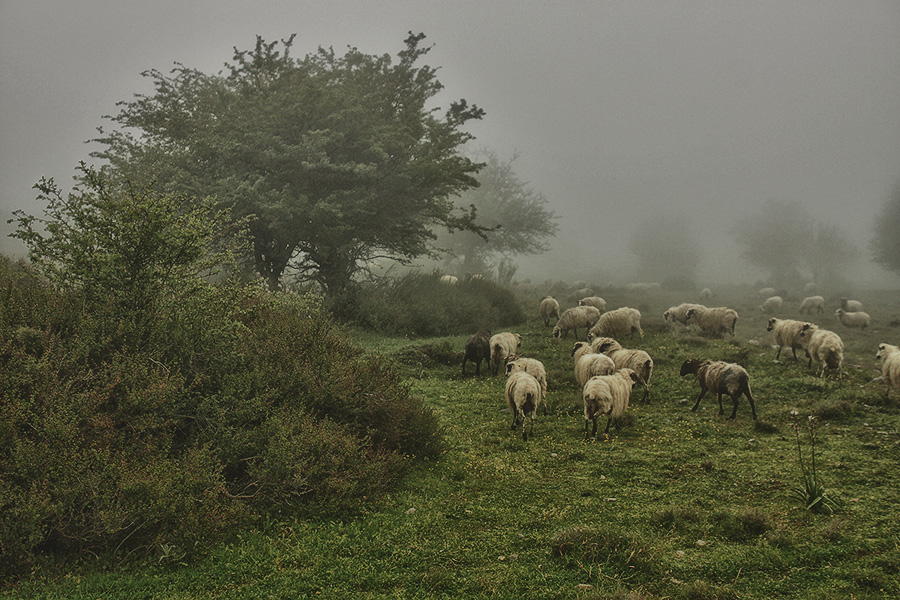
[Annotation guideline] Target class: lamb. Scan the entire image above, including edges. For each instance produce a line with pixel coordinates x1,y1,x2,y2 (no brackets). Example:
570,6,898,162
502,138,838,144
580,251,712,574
539,296,560,327
582,368,640,439
506,355,548,405
759,296,783,314
766,317,809,362
439,274,458,285
505,370,542,441
876,343,900,400
571,341,616,387
461,330,492,376
679,359,758,420
798,296,825,315
664,303,706,327
490,332,522,375
835,308,870,331
839,298,863,312
578,296,608,312
798,324,844,379
588,307,643,340
552,305,602,340
590,337,653,401
699,288,713,302
685,306,739,338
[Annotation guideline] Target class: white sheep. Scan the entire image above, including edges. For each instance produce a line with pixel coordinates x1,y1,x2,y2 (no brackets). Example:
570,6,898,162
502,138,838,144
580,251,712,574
876,343,900,400
552,305,602,340
798,296,825,315
840,298,863,312
578,296,608,312
766,317,809,362
663,303,707,327
759,296,783,314
589,337,653,401
490,332,522,375
798,324,844,379
439,274,458,285
804,282,818,294
571,341,616,387
506,355,548,405
758,287,776,298
588,307,643,340
539,296,560,328
685,306,739,338
505,370,542,441
835,308,870,331
569,287,595,302
582,368,639,439
699,288,713,302
679,359,758,420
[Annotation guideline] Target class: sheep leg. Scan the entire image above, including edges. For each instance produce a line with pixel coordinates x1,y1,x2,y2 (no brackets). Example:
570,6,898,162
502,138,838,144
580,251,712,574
603,415,612,435
642,383,650,402
716,393,725,416
474,359,481,376
727,394,739,420
790,346,799,362
461,357,468,375
690,389,707,412
527,412,535,441
805,351,813,370
741,382,757,420
774,346,783,361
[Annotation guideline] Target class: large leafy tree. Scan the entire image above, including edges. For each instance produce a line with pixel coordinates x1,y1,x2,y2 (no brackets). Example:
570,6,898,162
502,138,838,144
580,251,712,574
435,151,557,277
872,183,900,274
91,33,486,296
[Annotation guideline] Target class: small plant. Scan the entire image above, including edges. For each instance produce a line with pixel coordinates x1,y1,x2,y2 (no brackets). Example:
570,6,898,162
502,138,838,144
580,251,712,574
789,409,842,513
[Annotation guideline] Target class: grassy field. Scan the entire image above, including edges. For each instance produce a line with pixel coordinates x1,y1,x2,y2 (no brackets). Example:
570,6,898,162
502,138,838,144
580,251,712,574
5,286,900,599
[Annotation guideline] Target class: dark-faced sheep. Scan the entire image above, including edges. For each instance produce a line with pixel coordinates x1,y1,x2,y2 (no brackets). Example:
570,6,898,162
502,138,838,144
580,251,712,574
582,368,639,440
680,359,757,420
506,370,542,441
664,303,706,327
462,330,492,376
590,337,653,401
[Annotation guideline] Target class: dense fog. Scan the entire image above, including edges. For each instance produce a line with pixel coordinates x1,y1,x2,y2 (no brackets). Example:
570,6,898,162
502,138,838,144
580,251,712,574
2,1,899,290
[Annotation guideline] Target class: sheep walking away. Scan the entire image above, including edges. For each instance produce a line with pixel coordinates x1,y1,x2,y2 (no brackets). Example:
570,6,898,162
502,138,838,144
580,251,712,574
680,359,757,420
582,368,639,439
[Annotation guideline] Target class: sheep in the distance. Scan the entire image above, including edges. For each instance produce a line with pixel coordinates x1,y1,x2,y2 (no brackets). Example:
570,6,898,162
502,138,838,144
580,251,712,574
699,288,713,303
571,341,616,387
539,296,560,328
840,298,863,312
685,306,739,338
439,274,458,285
590,337,653,401
798,296,825,315
505,370,542,441
588,307,643,340
835,308,870,331
766,317,809,362
759,296,783,314
582,368,640,439
569,287,595,303
506,355,548,406
758,287,776,298
798,324,844,379
876,343,900,400
462,330,492,376
552,305,602,340
680,359,758,420
664,303,706,327
578,296,608,312
490,332,522,375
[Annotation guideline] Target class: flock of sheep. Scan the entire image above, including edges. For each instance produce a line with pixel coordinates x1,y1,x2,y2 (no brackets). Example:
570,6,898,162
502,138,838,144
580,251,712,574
461,285,900,442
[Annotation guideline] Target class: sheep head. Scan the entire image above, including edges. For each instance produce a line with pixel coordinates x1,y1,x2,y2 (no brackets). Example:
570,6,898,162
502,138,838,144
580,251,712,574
766,317,778,332
679,358,706,377
798,323,816,338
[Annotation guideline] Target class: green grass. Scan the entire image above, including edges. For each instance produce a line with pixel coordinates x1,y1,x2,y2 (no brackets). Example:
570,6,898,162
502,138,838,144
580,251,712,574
6,287,900,599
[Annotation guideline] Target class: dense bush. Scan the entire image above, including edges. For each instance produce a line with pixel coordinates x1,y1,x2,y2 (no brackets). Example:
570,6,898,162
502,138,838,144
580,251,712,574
348,273,525,336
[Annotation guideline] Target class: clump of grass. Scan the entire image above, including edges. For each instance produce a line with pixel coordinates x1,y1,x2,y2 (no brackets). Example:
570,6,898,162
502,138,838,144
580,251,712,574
711,508,772,541
811,399,853,420
753,419,779,434
550,525,653,574
651,506,704,532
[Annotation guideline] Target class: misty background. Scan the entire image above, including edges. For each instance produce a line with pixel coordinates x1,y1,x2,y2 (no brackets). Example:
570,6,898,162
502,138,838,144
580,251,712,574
2,0,899,289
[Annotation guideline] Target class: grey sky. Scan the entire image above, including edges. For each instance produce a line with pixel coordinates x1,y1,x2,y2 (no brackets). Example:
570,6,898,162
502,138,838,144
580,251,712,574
2,1,899,286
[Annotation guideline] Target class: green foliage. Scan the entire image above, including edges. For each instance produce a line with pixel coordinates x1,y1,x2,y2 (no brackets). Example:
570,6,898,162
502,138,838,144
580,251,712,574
550,525,654,574
91,33,487,295
871,182,900,273
789,410,842,513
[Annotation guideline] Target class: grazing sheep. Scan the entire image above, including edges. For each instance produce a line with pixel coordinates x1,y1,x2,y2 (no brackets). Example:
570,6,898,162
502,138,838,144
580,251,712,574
462,330,492,376
505,370,542,441
876,343,900,400
552,305,602,340
588,307,644,340
582,368,640,439
439,274,458,285
679,359,757,420
685,306,739,338
798,324,844,379
578,296,608,312
490,332,522,375
766,318,809,362
758,287,776,298
835,308,870,331
804,282,818,294
539,296,560,328
590,337,653,401
759,296,783,314
664,303,707,327
506,355,548,406
798,296,825,315
699,288,713,302
569,287,595,302
571,341,616,387
840,298,863,312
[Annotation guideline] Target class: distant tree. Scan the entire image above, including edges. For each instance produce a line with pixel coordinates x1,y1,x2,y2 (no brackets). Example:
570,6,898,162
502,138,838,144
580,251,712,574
871,183,900,274
435,151,557,277
91,33,486,299
629,214,701,285
805,222,859,286
733,199,813,287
